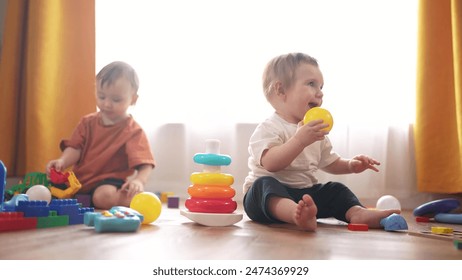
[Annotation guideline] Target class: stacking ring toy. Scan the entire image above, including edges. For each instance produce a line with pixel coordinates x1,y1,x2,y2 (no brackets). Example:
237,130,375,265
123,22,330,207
303,107,333,132
188,184,236,199
193,153,232,166
190,172,234,186
185,197,237,213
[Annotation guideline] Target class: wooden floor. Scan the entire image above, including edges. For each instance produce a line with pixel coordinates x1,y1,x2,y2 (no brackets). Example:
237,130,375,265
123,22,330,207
1,204,461,260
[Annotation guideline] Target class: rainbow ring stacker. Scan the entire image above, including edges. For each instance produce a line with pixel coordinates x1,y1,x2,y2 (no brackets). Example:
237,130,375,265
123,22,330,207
181,139,243,226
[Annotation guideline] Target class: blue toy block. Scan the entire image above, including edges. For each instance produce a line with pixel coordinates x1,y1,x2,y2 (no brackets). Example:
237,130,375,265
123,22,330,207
380,213,408,231
49,199,94,224
0,160,6,211
49,199,80,216
16,200,50,217
2,194,29,212
72,207,94,225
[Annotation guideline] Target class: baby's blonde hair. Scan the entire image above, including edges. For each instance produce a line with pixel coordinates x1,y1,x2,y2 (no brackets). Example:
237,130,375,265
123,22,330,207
262,53,318,100
96,61,139,94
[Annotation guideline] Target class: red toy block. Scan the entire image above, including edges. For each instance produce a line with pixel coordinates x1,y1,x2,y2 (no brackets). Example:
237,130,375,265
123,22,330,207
416,216,430,223
0,212,38,232
348,223,369,231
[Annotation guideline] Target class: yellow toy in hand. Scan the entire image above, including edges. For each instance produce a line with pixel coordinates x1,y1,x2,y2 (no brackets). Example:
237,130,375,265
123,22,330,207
303,107,334,132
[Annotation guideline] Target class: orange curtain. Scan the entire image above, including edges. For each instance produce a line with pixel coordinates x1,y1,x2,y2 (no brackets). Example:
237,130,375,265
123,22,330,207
0,0,95,177
415,0,462,193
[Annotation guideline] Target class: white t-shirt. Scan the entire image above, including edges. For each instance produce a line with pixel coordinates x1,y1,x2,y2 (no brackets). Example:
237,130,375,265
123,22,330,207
243,113,339,194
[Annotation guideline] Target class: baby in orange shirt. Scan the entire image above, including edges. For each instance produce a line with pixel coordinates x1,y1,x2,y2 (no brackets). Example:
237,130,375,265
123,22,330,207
47,61,155,209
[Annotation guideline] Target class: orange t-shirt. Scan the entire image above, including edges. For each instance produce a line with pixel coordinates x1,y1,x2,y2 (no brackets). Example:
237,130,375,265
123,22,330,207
60,112,155,193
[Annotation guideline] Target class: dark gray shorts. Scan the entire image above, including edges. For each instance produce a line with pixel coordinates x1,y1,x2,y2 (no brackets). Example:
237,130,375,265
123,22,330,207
243,176,363,224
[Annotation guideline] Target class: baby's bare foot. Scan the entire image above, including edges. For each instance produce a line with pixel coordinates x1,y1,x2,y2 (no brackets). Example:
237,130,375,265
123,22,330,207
294,194,318,231
348,206,400,228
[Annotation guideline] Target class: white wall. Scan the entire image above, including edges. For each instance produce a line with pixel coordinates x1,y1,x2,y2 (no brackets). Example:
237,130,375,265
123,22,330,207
144,123,447,210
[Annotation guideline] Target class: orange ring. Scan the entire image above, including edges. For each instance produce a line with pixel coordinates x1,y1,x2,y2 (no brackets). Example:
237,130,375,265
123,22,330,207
185,198,237,213
188,184,236,199
190,172,234,186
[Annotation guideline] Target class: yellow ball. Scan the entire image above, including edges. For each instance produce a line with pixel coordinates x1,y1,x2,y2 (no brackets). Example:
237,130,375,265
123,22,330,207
130,192,162,224
303,107,334,132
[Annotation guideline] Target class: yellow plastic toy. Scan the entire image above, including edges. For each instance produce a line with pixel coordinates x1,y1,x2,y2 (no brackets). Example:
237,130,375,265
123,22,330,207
303,107,334,132
49,171,82,199
431,226,453,234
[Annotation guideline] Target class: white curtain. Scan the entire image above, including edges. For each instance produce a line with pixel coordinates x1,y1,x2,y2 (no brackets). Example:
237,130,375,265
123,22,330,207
96,0,435,209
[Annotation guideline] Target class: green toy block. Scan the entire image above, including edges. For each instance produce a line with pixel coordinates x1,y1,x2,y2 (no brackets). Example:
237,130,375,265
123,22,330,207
37,210,69,228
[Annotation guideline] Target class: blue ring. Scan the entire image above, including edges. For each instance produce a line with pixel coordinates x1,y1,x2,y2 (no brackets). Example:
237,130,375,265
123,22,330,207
193,153,232,166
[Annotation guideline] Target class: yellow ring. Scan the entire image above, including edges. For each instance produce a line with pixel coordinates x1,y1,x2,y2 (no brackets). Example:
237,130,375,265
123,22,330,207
190,172,234,186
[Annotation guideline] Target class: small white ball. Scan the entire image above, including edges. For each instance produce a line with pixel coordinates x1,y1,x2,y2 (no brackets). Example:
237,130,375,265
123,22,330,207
376,195,401,210
26,184,52,204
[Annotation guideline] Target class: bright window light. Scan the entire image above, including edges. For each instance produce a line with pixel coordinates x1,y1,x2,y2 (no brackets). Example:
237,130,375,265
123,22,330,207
96,0,417,131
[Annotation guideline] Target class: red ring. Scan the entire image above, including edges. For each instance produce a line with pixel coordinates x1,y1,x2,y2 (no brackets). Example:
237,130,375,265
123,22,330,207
185,198,237,213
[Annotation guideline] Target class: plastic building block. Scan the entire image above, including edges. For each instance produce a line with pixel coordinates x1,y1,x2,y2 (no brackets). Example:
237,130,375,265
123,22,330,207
454,240,462,250
49,199,94,224
380,213,408,231
4,172,50,201
168,196,180,208
37,210,69,228
348,223,369,231
15,200,50,217
49,172,82,199
160,192,174,203
415,216,430,223
0,160,6,211
84,208,141,233
23,172,49,187
431,226,453,234
413,198,460,217
0,212,37,232
48,168,70,184
2,194,29,212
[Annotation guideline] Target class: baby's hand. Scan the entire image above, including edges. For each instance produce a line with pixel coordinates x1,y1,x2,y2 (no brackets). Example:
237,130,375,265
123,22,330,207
46,159,65,175
348,155,381,173
121,178,145,197
294,119,329,147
